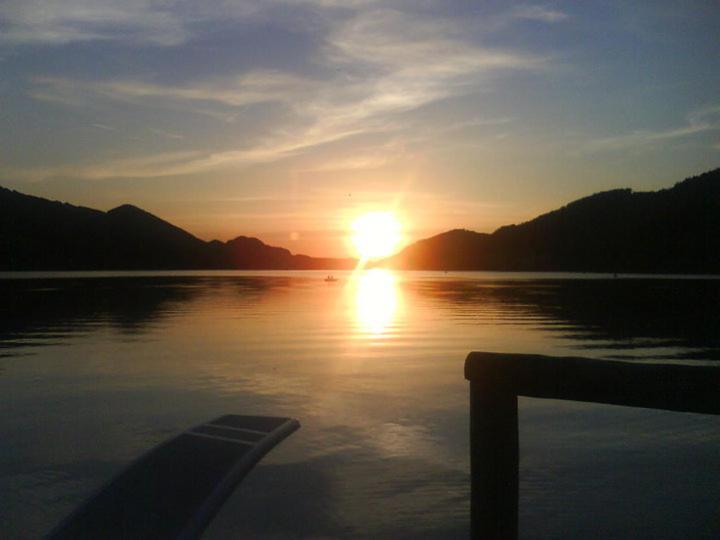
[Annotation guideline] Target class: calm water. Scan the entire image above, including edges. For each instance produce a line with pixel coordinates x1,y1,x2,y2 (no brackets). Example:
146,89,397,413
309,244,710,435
1,271,719,539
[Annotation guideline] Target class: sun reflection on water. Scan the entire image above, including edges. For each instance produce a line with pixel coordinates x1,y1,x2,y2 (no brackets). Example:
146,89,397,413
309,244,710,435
353,269,401,336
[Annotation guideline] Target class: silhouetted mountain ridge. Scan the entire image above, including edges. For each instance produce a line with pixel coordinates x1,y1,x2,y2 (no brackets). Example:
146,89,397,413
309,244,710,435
381,168,720,273
2,168,719,272
0,187,354,270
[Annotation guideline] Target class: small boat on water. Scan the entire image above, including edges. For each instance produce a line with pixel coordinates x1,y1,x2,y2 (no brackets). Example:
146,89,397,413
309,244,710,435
324,275,338,282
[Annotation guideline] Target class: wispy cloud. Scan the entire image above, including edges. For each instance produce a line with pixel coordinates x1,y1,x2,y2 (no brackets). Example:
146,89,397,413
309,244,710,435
0,0,265,46
5,150,202,182
22,6,548,180
149,128,184,140
511,5,569,23
586,105,720,152
0,0,377,47
31,71,318,110
1,0,184,45
299,153,391,173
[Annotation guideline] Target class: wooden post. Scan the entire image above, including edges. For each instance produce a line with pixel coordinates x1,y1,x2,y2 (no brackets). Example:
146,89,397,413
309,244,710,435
469,377,518,539
465,351,720,539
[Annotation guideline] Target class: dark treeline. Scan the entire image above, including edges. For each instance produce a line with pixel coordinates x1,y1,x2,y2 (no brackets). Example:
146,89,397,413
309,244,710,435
381,168,720,273
2,168,719,272
0,190,355,271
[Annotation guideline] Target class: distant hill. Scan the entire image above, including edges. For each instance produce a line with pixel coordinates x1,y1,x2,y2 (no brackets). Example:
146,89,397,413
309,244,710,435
3,168,719,273
0,187,355,270
380,168,720,273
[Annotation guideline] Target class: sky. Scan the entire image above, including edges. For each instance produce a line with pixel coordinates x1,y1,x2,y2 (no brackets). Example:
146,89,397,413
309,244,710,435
1,0,719,257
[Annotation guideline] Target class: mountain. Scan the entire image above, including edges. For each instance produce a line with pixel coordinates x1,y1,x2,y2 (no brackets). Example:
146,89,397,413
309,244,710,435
3,168,719,273
0,187,355,271
381,168,720,273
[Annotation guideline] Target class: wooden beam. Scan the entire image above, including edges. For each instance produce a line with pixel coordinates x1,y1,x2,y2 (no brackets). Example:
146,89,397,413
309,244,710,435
465,351,720,539
465,352,720,415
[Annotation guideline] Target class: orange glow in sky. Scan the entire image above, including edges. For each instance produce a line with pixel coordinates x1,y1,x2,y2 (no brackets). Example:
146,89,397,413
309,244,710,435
350,212,402,259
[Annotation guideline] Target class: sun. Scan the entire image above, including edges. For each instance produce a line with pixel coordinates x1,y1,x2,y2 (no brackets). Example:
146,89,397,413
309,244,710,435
351,212,402,259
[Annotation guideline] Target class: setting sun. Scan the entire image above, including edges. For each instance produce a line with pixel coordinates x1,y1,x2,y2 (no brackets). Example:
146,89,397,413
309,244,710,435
351,212,402,259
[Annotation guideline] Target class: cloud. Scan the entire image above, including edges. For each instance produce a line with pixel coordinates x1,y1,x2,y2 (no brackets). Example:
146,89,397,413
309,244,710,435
511,5,569,23
586,105,720,152
0,0,192,45
1,1,567,47
149,128,184,140
0,0,361,46
328,8,544,73
300,154,391,173
5,150,204,182
32,71,318,109
18,6,548,180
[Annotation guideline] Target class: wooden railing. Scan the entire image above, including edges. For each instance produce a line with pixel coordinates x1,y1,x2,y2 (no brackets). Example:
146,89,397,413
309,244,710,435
465,351,720,539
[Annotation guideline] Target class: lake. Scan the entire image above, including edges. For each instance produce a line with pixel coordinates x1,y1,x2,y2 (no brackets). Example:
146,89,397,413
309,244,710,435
1,270,719,539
